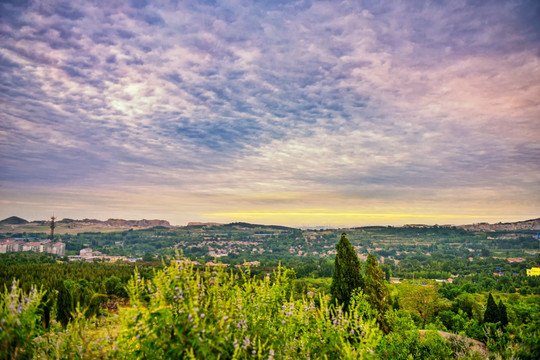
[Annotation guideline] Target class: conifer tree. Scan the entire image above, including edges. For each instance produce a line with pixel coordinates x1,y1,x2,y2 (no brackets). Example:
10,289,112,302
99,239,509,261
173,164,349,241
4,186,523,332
56,280,72,328
483,293,499,324
498,299,508,327
331,233,363,309
365,253,390,333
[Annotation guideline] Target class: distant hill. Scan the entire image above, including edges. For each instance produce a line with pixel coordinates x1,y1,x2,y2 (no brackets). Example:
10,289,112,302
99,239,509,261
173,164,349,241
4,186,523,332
0,216,28,225
224,222,295,231
0,217,173,235
52,218,171,228
2,216,538,233
186,222,224,227
459,218,540,231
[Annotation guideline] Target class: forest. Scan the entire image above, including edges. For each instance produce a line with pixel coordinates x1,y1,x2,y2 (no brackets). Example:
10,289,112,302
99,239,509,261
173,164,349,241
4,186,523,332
1,225,539,359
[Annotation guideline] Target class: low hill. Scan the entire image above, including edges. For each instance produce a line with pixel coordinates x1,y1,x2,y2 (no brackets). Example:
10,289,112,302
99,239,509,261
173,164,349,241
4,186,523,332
0,216,28,225
224,222,295,231
459,218,540,231
0,217,172,235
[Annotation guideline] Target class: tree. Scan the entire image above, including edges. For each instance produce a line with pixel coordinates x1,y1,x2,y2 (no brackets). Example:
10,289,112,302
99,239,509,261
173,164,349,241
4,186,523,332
142,252,154,262
364,253,390,333
105,276,128,298
483,293,499,324
498,299,508,327
400,283,443,328
56,280,73,328
330,233,363,309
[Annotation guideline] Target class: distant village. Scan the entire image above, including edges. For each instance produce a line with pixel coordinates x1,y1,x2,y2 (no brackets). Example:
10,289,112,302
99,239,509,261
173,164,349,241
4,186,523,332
0,238,66,257
0,216,66,257
68,247,140,262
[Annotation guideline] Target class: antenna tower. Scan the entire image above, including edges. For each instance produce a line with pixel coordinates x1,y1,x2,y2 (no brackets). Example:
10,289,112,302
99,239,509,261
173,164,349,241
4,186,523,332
50,215,56,242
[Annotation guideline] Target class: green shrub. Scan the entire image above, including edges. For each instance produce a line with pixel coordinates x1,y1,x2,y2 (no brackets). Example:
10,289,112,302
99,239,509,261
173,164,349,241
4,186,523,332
110,262,381,359
33,260,382,359
0,280,45,359
376,331,453,359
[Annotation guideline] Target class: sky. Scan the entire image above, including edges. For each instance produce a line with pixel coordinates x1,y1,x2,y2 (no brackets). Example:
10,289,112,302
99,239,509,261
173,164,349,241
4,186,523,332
1,0,539,227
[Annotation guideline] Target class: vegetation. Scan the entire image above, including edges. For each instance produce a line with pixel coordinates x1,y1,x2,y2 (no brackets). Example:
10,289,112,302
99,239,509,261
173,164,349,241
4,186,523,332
1,223,540,358
364,254,390,333
330,233,363,308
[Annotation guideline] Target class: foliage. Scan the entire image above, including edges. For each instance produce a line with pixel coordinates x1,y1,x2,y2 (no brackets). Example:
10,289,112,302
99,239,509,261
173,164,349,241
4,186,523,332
107,262,381,359
484,323,512,359
2,221,540,359
364,253,390,333
105,276,128,298
498,299,508,327
56,279,103,328
3,260,383,359
331,233,363,309
376,330,453,359
483,293,499,324
0,280,45,359
399,283,446,329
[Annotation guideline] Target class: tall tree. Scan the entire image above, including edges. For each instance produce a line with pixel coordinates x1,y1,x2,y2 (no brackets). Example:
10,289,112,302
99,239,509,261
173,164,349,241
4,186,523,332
483,293,499,324
498,299,508,327
56,280,72,328
331,233,363,309
364,253,390,333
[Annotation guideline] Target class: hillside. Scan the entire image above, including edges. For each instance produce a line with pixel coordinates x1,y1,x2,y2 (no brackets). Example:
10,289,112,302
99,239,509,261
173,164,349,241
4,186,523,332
459,218,540,231
0,216,29,225
1,216,539,235
0,217,171,235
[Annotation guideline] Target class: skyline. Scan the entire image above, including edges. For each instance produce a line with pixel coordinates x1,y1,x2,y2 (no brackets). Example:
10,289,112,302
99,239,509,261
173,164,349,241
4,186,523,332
1,1,539,227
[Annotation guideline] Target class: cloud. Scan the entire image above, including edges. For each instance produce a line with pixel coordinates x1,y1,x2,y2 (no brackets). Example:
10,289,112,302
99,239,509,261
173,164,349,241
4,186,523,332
0,0,538,225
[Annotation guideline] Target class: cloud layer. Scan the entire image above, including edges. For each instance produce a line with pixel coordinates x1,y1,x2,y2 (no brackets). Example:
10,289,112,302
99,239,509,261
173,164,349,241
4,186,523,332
1,0,539,226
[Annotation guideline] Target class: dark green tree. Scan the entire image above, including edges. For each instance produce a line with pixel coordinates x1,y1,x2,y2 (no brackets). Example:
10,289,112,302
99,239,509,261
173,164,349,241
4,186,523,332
56,280,73,328
364,253,390,333
105,276,128,298
39,290,51,329
483,293,499,324
142,252,154,262
330,233,363,309
498,299,508,328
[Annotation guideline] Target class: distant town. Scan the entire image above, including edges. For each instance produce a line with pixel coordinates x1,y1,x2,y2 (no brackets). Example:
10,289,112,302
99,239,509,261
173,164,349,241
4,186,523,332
0,238,65,257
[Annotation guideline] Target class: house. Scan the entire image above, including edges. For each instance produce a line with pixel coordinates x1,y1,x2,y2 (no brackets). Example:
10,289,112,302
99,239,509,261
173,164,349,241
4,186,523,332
526,267,540,276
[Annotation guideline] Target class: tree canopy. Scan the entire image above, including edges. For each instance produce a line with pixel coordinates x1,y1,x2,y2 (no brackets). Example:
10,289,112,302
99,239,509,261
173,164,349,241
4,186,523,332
330,233,363,308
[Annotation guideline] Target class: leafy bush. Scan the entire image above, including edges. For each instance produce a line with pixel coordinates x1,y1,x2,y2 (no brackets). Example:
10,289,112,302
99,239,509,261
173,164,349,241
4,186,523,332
109,262,381,359
376,330,452,359
0,280,45,359
31,260,382,359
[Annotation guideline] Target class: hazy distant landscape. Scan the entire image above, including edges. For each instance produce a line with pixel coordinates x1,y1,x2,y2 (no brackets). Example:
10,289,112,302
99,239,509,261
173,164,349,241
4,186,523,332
2,216,539,264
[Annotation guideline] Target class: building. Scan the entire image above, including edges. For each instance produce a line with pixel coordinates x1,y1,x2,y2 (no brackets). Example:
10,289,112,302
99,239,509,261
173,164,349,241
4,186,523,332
50,243,66,257
40,240,53,253
0,237,65,257
526,267,540,276
0,240,15,253
22,242,41,252
80,248,93,257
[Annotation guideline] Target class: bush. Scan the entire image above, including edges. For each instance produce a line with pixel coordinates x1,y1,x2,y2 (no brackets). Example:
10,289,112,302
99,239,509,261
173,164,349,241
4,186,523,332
0,280,45,359
109,262,381,359
376,330,453,359
32,260,382,359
